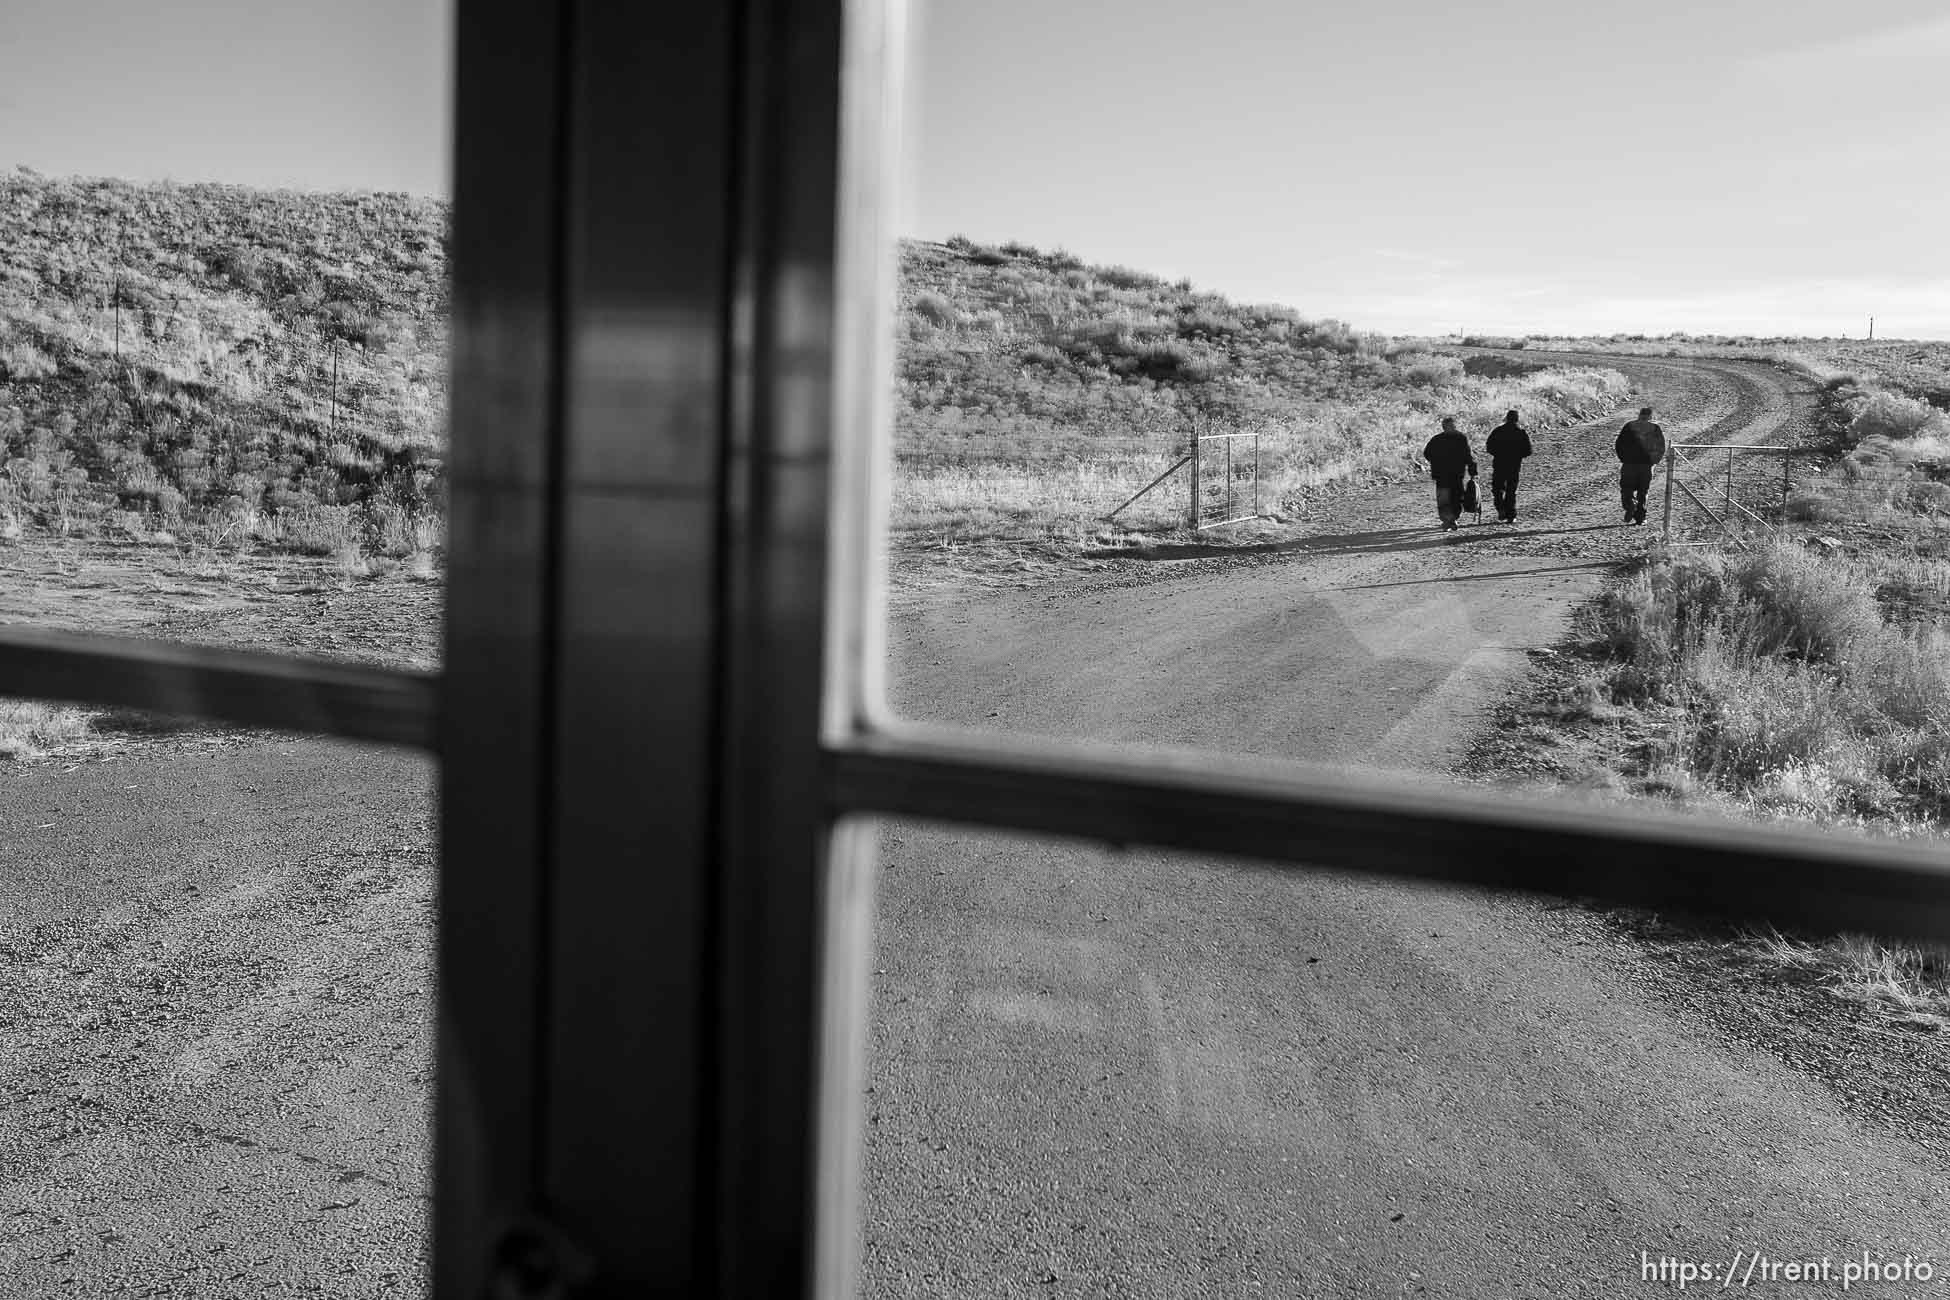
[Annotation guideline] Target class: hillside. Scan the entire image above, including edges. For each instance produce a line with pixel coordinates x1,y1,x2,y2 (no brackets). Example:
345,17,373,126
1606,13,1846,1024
893,236,1629,552
0,169,448,560
0,173,1637,575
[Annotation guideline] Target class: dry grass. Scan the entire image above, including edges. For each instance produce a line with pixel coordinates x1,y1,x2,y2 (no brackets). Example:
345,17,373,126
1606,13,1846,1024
1746,925,1950,1027
895,454,1186,541
1528,360,1950,865
1587,540,1950,823
0,170,448,560
1569,359,1950,828
891,237,1630,549
1555,455,1950,1006
0,698,93,759
892,366,1629,547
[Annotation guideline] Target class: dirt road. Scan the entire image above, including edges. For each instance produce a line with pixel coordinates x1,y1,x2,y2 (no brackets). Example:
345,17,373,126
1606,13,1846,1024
862,356,1950,1296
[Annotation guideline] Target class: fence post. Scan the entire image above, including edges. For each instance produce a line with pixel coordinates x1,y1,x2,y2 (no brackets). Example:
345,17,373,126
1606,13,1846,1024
1188,435,1200,530
1726,447,1734,524
1225,439,1233,518
1253,434,1260,517
1661,449,1674,542
1781,449,1791,519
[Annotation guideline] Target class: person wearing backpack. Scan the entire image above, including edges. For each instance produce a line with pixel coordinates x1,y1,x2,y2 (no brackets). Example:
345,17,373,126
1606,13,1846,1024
1421,416,1478,531
1484,409,1533,523
1615,406,1666,525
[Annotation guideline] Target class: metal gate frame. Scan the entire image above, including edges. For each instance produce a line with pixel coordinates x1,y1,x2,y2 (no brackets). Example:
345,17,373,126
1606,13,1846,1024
1660,441,1801,547
1191,430,1261,530
1100,430,1262,531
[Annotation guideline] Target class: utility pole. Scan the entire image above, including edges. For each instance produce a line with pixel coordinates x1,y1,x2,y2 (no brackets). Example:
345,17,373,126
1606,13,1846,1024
1868,316,1875,341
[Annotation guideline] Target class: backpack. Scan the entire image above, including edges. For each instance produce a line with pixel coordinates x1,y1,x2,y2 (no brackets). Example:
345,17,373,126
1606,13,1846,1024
1461,477,1479,515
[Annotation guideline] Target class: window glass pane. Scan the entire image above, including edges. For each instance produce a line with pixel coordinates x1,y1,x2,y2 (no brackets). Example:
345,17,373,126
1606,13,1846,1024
886,4,1950,842
0,710,437,1295
1,1,451,674
871,1,1950,1292
0,3,449,1294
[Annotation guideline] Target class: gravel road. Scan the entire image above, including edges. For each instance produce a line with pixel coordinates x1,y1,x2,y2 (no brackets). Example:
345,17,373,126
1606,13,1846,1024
0,740,435,1296
862,356,1950,1297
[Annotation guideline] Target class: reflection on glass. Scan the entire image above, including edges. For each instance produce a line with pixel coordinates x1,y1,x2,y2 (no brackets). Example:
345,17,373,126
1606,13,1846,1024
861,825,1950,1296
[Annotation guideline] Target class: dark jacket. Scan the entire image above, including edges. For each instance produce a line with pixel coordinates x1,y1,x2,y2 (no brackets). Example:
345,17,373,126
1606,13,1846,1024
1422,429,1477,480
1485,421,1532,463
1616,419,1666,465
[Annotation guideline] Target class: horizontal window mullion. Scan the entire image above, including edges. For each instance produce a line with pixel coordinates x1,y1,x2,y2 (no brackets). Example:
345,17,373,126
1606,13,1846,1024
0,625,438,751
827,722,1950,943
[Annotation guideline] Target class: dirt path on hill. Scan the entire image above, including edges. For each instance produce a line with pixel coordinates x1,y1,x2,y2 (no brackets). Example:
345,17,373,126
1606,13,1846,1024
861,357,1950,1297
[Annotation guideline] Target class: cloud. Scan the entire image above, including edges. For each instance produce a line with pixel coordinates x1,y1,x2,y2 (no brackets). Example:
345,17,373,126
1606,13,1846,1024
1370,248,1462,272
1327,274,1950,340
1739,15,1950,72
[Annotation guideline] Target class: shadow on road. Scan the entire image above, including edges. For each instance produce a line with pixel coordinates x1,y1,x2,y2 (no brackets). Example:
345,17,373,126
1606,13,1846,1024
1096,521,1625,563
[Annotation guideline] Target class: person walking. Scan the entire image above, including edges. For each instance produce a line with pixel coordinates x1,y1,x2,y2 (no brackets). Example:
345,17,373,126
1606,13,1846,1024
1422,416,1477,531
1484,408,1533,523
1615,406,1666,524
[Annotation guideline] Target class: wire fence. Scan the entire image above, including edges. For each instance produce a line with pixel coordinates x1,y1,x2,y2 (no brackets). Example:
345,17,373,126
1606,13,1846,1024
0,265,450,555
1662,442,1950,549
34,265,449,455
893,421,1275,535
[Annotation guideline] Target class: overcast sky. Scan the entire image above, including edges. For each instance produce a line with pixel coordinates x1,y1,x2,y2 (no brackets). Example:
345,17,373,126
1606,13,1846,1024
5,0,1946,338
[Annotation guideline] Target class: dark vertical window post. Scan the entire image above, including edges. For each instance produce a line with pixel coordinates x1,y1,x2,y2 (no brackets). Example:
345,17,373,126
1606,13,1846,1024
437,1,862,1294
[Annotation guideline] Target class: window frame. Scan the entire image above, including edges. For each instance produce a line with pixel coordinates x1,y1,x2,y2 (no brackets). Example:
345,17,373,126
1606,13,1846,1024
0,0,1944,1297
